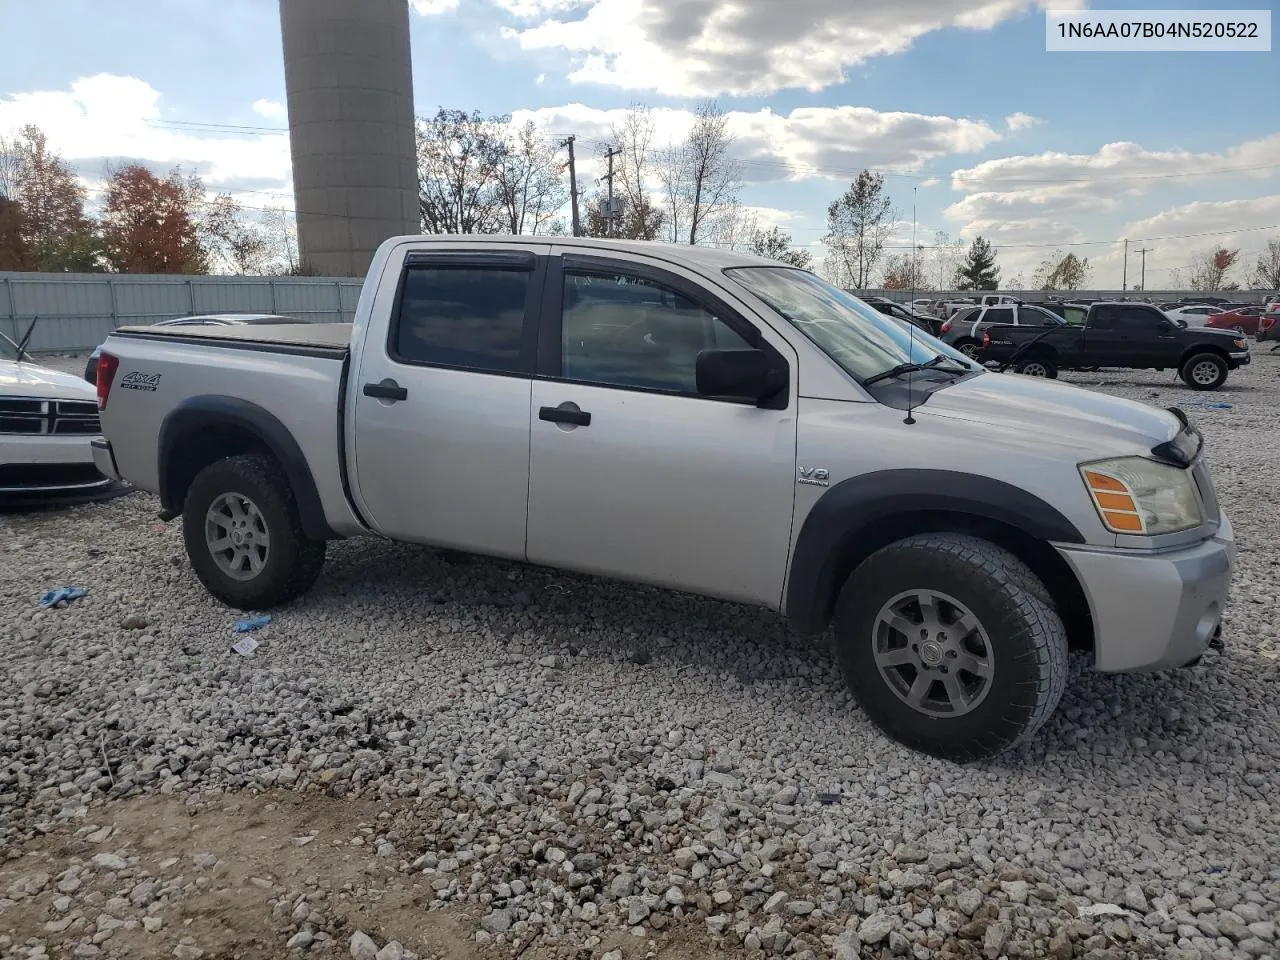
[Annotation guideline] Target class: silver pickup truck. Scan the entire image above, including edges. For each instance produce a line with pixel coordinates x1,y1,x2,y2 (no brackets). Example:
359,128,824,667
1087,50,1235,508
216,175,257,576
91,235,1234,761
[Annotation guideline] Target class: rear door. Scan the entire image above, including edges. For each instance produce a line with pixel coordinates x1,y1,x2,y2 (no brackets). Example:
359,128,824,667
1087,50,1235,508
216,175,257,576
524,250,799,607
350,248,546,559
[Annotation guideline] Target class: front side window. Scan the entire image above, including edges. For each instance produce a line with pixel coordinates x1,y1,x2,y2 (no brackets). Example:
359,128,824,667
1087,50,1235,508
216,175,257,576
983,307,1015,325
725,266,974,382
1019,306,1062,326
1119,306,1166,330
560,271,752,394
392,266,530,373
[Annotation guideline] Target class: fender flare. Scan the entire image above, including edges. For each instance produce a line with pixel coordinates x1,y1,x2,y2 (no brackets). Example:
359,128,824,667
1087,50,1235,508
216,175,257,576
783,469,1085,635
158,395,335,539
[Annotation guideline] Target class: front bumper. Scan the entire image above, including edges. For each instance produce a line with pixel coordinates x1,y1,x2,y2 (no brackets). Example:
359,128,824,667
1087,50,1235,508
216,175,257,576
1230,350,1250,367
1058,511,1235,673
0,434,112,494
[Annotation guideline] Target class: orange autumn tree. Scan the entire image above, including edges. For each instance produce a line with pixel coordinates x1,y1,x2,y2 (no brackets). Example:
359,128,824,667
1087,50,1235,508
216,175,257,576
101,164,208,274
0,124,97,271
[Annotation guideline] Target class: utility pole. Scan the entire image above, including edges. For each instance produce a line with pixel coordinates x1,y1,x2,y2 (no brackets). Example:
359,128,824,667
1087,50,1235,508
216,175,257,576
1134,246,1153,292
1122,238,1129,291
601,146,622,237
561,136,581,238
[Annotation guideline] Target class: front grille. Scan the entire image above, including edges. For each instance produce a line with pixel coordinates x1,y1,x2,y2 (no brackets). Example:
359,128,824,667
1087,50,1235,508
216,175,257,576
0,396,101,436
0,462,109,490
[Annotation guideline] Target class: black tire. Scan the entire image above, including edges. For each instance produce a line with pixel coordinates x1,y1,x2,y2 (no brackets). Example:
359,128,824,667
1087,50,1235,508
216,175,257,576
1179,352,1228,391
1015,357,1058,379
181,454,327,610
832,533,1068,762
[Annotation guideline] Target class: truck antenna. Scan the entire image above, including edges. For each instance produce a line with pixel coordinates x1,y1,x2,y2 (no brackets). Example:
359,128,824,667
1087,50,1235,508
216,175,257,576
904,188,918,425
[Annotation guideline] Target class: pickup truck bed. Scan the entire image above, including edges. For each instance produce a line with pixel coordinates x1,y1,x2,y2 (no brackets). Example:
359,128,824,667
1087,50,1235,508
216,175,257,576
114,322,353,355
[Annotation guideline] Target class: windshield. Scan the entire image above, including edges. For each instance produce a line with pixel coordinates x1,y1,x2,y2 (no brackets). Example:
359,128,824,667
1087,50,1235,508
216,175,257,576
724,266,976,382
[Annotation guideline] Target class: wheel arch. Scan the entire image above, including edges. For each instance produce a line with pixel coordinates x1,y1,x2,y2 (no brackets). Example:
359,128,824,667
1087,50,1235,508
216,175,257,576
158,396,336,539
784,470,1093,651
1179,344,1230,367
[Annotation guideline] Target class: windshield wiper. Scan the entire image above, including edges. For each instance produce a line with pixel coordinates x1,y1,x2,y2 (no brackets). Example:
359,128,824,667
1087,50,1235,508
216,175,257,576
863,354,967,387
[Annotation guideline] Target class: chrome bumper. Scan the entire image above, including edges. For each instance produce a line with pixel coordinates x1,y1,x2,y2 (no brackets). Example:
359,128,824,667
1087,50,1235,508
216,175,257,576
91,437,122,482
1058,511,1235,673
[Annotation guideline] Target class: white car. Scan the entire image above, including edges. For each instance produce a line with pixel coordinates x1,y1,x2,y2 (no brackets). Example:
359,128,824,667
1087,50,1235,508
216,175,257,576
1,332,111,499
1165,305,1225,327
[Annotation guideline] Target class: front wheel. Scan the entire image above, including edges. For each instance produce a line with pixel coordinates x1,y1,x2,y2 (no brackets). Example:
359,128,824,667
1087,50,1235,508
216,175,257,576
182,454,327,610
1180,352,1228,391
833,533,1068,762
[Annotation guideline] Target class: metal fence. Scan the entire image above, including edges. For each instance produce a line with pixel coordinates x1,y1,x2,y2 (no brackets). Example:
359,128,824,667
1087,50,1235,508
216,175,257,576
863,288,1278,305
0,272,365,354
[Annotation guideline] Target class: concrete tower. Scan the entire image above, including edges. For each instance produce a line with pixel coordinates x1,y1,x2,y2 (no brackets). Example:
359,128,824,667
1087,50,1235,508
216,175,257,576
279,0,419,277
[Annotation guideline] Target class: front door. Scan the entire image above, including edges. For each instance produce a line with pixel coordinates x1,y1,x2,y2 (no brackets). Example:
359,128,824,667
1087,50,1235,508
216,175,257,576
351,248,546,559
525,252,800,608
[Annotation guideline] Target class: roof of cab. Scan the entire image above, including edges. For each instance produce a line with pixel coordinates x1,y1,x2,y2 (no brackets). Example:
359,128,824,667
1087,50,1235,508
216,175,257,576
384,233,793,273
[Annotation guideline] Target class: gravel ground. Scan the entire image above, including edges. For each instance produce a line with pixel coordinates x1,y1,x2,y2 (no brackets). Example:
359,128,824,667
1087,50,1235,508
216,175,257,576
2,353,1279,960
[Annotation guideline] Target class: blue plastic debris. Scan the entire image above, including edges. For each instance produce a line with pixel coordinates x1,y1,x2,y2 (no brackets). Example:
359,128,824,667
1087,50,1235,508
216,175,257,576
234,614,272,633
1181,401,1233,409
38,586,87,608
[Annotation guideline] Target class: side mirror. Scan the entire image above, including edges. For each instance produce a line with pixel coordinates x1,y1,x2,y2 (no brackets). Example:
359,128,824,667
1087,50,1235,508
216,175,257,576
696,348,774,403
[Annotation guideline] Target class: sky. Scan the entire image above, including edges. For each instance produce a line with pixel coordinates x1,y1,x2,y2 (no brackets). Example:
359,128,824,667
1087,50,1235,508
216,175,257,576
2,0,1278,288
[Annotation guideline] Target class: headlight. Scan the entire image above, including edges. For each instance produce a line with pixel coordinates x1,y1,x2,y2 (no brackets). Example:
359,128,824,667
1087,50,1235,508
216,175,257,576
1079,457,1202,535
1234,338,1247,350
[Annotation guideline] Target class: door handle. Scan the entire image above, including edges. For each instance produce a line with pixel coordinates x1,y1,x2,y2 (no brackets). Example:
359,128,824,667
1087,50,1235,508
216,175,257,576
539,405,591,426
363,379,408,402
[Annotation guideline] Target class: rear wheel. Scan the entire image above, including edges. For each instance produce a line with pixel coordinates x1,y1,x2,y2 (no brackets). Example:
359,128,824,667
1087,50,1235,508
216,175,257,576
182,454,327,610
955,339,981,360
833,534,1068,762
1180,353,1228,391
1015,358,1058,379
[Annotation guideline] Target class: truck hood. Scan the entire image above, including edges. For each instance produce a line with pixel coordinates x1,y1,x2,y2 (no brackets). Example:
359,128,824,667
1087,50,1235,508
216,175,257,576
917,372,1179,458
0,359,98,401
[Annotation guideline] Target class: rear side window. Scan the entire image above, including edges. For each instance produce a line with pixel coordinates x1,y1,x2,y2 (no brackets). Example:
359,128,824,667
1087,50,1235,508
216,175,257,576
1090,305,1120,329
392,267,531,373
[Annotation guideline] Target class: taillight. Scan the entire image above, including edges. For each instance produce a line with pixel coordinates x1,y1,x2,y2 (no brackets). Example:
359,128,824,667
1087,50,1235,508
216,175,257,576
97,352,120,411
941,321,952,333
983,332,991,347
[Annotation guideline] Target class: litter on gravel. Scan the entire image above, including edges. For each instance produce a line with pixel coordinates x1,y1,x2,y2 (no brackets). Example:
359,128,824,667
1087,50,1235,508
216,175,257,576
37,585,86,608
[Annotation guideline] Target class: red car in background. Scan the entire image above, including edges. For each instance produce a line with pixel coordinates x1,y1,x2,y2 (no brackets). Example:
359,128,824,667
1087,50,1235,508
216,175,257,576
1205,306,1270,336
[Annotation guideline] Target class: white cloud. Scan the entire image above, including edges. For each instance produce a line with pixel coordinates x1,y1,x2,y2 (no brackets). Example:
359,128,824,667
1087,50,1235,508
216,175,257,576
1004,112,1041,131
1115,195,1280,286
509,0,1086,96
942,134,1280,283
410,0,460,13
535,73,546,85
513,102,1001,184
252,99,287,121
0,74,293,200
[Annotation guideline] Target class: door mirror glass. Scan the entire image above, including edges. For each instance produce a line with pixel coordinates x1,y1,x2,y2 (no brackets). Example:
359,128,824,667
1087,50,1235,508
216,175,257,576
696,348,772,402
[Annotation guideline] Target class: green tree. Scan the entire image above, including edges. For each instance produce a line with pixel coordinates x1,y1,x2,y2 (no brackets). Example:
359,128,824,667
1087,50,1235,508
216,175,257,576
955,235,1000,290
749,226,812,269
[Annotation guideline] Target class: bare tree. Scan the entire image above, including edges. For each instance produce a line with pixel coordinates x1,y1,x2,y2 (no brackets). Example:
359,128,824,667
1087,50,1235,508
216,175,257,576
656,101,741,245
930,230,965,291
200,193,272,275
1187,246,1240,291
881,252,925,290
1250,237,1280,289
608,105,662,241
494,120,568,236
417,108,507,234
261,205,299,274
708,203,757,251
1032,250,1091,290
0,132,20,200
823,170,897,289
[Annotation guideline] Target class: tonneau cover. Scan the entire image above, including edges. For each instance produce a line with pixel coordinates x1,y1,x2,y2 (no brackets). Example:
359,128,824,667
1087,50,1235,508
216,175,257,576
111,322,352,353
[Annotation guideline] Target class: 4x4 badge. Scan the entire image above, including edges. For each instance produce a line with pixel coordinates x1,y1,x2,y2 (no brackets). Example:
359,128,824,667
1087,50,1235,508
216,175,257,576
797,466,829,487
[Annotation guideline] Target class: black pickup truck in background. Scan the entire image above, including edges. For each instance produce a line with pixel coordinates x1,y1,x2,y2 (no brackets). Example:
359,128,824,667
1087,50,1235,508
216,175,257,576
981,301,1251,390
